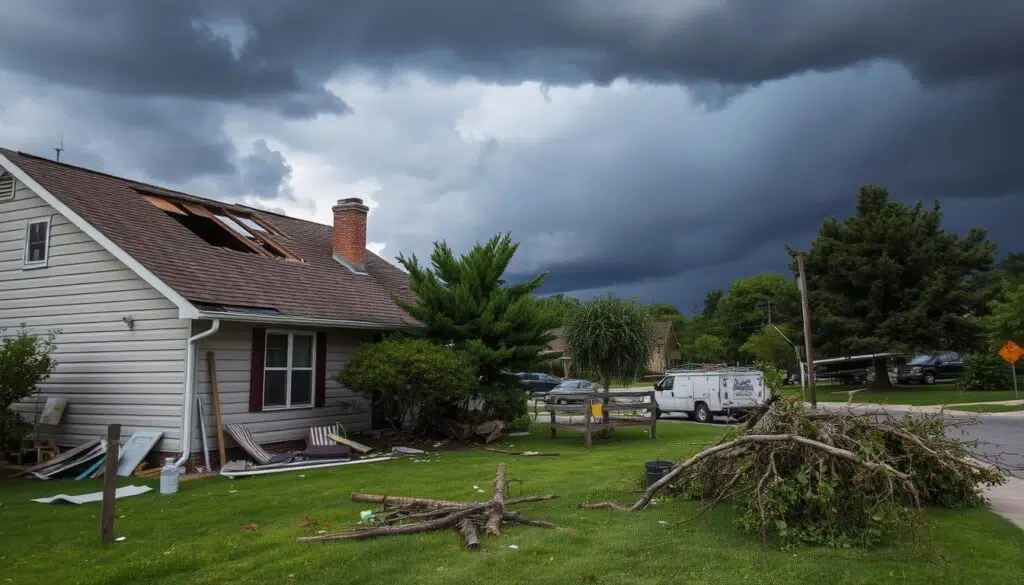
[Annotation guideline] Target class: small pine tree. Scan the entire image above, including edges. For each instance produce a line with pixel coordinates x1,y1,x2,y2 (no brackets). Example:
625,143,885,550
395,233,561,421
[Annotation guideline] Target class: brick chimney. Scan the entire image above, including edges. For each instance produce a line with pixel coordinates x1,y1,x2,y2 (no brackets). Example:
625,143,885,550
332,197,368,272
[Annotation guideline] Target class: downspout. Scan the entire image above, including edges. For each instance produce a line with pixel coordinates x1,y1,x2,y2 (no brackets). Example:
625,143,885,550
175,319,220,468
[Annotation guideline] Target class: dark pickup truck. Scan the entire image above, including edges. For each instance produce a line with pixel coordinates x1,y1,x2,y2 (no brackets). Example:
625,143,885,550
516,372,562,397
896,352,964,385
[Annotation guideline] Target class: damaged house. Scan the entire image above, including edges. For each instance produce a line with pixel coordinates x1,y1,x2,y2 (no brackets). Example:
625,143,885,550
0,149,416,467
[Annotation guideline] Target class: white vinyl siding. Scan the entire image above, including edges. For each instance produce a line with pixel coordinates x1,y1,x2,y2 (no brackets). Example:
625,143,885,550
0,183,190,452
192,320,373,450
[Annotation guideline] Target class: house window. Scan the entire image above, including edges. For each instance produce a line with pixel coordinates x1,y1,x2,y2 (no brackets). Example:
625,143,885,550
263,331,315,409
23,217,51,267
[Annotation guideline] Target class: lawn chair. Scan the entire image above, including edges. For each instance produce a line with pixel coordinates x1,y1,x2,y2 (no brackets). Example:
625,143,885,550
12,397,65,465
302,423,356,459
224,424,296,465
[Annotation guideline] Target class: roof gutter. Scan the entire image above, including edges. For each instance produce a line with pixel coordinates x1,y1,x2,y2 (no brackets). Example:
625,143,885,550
194,311,414,331
175,319,220,468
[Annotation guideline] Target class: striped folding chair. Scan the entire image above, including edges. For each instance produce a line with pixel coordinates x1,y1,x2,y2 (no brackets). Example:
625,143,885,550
225,424,295,465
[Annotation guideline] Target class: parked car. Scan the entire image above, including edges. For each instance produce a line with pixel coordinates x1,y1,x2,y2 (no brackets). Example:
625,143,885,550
516,372,562,396
545,379,600,404
652,369,768,423
896,352,964,385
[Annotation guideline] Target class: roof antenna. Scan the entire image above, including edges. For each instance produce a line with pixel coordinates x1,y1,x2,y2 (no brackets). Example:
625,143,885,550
54,133,65,162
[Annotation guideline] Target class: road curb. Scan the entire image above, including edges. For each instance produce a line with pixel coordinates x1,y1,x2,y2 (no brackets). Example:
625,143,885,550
985,476,1024,530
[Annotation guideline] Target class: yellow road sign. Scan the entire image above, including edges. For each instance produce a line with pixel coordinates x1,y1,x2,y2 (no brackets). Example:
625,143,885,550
998,340,1024,365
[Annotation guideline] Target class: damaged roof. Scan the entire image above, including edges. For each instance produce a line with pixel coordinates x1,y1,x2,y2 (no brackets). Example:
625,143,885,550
1,149,416,327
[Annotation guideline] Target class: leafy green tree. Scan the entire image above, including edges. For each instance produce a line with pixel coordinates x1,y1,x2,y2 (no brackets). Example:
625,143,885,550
537,293,581,326
563,294,654,422
982,283,1024,345
798,186,996,386
998,253,1024,284
1,329,57,451
337,337,478,434
689,334,728,363
702,289,724,318
395,233,561,421
715,273,801,357
741,326,798,369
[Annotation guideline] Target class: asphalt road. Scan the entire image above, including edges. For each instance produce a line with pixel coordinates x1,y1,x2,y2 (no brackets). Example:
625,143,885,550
658,410,1024,478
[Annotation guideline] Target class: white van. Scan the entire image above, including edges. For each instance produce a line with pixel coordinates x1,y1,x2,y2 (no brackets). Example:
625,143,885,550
652,368,768,423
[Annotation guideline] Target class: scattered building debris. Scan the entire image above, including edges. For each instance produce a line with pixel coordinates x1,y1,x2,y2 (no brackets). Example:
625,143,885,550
299,464,562,550
391,446,425,455
484,448,560,457
219,456,393,479
32,485,152,505
115,430,164,477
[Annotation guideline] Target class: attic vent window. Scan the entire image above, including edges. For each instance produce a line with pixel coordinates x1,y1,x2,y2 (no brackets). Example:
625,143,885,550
138,191,301,261
0,171,15,200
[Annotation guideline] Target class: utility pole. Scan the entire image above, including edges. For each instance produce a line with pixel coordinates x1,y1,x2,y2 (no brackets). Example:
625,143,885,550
795,253,817,407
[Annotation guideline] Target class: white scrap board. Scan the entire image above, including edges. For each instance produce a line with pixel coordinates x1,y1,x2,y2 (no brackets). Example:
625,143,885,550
220,456,393,478
38,396,68,426
32,485,152,504
116,430,164,476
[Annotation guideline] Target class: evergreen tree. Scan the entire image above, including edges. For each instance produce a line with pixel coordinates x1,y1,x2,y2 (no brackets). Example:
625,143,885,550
396,232,561,387
797,185,995,385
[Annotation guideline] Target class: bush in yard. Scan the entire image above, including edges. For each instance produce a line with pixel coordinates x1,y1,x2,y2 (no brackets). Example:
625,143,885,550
0,329,57,451
955,352,1012,392
337,337,477,436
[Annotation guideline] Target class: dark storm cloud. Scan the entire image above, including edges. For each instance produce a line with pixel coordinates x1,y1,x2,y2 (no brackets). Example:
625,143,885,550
3,2,1021,111
2,1,1024,306
236,139,296,201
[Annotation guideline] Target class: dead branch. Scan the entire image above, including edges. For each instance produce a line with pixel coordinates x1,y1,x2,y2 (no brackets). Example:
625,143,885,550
458,518,480,550
351,493,466,508
309,466,562,550
299,504,488,542
501,512,564,529
485,463,506,535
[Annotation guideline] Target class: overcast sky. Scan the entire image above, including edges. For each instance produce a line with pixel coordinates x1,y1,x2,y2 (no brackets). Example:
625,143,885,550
1,1,1022,311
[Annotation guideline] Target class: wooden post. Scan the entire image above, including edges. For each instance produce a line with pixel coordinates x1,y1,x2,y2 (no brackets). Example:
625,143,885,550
583,396,592,448
100,423,121,544
648,391,657,440
206,352,226,468
549,402,556,438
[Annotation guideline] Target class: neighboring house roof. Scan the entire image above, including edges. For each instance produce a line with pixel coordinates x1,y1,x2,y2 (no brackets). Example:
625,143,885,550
546,326,571,357
0,149,416,328
653,321,675,347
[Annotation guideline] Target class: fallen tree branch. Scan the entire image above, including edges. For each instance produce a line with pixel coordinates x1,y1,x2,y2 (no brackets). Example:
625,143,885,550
458,518,480,550
299,504,487,542
310,465,562,550
351,492,559,508
485,463,506,535
582,433,913,512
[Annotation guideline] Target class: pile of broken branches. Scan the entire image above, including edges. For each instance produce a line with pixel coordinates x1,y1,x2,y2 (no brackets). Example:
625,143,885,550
299,463,563,550
584,398,1007,547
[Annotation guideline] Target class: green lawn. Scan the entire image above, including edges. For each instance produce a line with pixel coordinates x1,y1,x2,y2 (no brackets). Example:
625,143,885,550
947,403,1024,413
782,383,1020,406
2,423,1022,585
